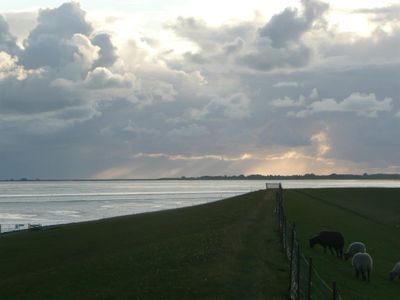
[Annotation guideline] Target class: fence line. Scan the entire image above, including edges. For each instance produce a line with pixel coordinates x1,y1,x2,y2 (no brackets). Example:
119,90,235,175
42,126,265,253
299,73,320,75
273,185,342,300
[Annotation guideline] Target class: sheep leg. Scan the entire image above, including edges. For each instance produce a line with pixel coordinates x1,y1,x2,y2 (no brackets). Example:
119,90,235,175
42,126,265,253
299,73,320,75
328,246,334,255
338,248,343,258
334,247,339,257
362,271,366,281
355,270,359,279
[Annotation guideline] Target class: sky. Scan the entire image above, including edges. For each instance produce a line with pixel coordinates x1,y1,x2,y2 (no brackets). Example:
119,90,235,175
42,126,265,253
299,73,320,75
0,1,400,179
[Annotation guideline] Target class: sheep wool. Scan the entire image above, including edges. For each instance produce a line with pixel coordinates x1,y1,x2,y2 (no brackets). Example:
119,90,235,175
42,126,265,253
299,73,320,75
389,262,400,281
345,242,366,260
352,252,373,281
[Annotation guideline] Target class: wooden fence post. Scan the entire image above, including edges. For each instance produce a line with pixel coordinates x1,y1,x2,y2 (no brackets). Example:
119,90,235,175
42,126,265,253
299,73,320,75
307,257,312,300
288,223,296,293
332,281,337,300
296,243,300,300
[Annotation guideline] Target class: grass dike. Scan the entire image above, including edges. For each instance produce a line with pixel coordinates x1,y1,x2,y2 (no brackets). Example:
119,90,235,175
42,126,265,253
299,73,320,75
0,189,288,300
284,188,400,300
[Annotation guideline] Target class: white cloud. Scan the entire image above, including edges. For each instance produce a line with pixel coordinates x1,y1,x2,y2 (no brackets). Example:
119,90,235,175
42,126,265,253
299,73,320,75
293,93,392,117
84,67,132,89
309,87,318,100
272,95,305,107
273,81,299,87
71,33,99,64
132,152,254,162
19,2,93,69
0,51,33,80
310,131,330,156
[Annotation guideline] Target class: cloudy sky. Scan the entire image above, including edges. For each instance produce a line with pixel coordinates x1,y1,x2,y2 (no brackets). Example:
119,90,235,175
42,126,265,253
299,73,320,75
0,0,399,179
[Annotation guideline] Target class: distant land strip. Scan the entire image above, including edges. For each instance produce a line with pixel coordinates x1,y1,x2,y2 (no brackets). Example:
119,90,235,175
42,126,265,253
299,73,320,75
3,173,400,181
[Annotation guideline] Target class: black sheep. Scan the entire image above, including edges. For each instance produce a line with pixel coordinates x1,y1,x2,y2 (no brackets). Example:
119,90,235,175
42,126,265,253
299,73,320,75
309,231,344,258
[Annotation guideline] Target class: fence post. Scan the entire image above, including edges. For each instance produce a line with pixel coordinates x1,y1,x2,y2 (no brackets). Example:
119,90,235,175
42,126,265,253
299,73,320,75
282,216,287,252
285,217,289,251
307,257,312,300
278,196,285,252
332,281,337,300
290,222,296,254
288,223,296,293
296,243,300,300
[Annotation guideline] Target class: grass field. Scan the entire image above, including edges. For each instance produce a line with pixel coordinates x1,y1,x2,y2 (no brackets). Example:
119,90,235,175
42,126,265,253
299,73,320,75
0,190,288,300
284,188,400,300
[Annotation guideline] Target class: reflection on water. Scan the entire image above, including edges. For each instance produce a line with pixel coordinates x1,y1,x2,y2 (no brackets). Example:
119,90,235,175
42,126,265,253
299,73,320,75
0,179,399,228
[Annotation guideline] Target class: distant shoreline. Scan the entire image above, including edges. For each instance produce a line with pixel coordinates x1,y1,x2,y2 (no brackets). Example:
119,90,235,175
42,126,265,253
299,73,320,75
2,173,400,182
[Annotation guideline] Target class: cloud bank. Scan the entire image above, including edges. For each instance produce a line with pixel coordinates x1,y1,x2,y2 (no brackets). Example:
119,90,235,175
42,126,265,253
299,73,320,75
0,1,400,179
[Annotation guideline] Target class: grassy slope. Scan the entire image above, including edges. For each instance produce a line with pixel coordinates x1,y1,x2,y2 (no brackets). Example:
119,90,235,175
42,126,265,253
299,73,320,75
0,190,288,300
284,188,400,300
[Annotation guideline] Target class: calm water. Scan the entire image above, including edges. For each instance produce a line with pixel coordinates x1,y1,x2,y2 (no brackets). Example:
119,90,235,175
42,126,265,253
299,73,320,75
0,180,399,231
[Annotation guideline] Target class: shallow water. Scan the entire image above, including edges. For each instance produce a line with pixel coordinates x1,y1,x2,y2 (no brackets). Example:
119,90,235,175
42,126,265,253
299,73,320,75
0,179,399,230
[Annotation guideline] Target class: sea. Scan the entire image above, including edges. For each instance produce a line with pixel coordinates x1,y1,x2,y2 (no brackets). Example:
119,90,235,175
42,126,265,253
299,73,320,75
1,179,400,232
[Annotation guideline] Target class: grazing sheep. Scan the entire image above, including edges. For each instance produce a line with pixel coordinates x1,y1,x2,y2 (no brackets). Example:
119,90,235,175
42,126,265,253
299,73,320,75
352,252,373,281
344,242,366,260
309,231,344,258
389,262,400,281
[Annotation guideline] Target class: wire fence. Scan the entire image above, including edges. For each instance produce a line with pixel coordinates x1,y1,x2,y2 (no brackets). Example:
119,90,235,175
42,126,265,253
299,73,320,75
273,185,342,300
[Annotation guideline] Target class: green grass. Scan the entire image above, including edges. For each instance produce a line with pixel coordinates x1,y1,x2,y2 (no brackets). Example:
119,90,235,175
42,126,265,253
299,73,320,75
284,188,400,300
0,190,288,300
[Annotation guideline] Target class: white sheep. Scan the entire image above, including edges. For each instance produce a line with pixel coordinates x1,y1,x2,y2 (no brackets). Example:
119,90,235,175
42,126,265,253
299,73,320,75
389,262,400,281
344,242,366,260
352,252,373,281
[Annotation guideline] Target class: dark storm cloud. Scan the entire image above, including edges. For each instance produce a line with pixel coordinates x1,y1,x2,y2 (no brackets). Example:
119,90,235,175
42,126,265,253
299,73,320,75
0,75,82,115
237,0,328,71
237,42,311,71
168,0,329,72
168,16,313,72
259,0,328,47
